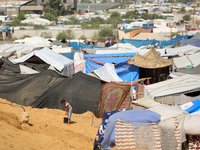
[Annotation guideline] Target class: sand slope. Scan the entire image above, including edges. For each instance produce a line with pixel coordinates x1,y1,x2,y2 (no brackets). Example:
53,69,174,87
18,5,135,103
0,98,102,150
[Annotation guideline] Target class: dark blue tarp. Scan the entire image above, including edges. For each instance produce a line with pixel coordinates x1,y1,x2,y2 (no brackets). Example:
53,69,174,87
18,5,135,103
60,52,75,60
100,109,161,149
179,39,200,47
85,53,139,82
69,42,106,51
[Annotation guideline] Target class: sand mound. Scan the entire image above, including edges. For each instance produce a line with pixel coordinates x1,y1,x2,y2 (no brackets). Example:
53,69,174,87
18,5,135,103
0,98,102,150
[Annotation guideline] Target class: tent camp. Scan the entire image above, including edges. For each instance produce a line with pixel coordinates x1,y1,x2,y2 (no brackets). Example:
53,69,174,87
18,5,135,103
0,70,103,116
128,48,173,83
90,63,123,82
10,47,74,77
166,45,200,56
144,74,200,105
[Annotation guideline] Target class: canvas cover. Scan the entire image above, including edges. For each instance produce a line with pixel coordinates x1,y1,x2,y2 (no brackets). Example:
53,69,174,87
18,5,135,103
0,44,40,58
10,47,74,72
0,70,102,116
128,48,172,69
144,74,200,99
191,32,200,39
179,39,200,47
24,36,52,47
92,63,123,82
98,82,132,118
173,52,200,69
166,45,200,56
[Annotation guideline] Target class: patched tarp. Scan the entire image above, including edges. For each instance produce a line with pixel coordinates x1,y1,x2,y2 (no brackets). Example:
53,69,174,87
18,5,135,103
0,70,103,116
128,48,172,69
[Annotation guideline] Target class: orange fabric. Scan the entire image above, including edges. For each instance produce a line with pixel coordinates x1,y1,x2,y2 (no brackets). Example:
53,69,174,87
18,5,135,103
130,29,140,38
139,28,151,33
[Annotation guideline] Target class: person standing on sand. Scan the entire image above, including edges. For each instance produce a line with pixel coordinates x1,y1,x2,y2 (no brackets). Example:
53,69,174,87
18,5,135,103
61,100,72,124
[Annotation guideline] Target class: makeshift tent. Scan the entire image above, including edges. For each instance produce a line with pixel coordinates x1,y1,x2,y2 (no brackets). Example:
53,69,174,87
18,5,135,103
128,48,172,83
176,65,200,74
98,82,134,118
91,63,123,82
166,45,200,56
69,42,106,51
191,32,200,39
179,39,200,47
173,52,200,69
85,53,139,82
0,44,41,58
100,109,161,149
0,70,103,116
10,47,74,77
144,74,200,105
23,36,52,47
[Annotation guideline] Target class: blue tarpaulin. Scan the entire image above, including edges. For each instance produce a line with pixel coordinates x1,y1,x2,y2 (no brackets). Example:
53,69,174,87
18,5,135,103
181,99,200,114
69,42,106,51
85,53,139,82
77,18,87,21
60,52,75,60
121,36,193,48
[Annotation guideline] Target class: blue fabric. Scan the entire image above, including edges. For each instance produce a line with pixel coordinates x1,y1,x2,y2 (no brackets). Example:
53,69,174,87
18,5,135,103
60,52,75,60
77,18,87,21
85,53,139,82
179,39,200,47
69,42,106,51
121,36,192,48
185,99,200,114
93,109,127,149
100,109,161,149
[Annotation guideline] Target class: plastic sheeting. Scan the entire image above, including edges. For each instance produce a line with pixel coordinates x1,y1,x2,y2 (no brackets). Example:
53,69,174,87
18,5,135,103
69,42,106,51
179,39,200,47
166,45,200,56
180,99,200,115
173,52,200,69
85,53,139,82
92,63,123,82
144,74,200,99
10,47,74,72
24,36,52,47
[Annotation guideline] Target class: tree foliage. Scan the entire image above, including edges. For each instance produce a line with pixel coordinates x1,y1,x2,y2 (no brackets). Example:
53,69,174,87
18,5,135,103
42,13,57,21
98,27,114,37
16,12,26,21
56,30,75,41
183,15,191,21
43,0,65,17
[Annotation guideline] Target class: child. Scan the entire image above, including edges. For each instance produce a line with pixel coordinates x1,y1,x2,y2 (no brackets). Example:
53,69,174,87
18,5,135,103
61,100,72,124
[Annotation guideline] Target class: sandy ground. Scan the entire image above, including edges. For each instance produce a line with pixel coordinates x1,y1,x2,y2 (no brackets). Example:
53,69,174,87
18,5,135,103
0,98,104,150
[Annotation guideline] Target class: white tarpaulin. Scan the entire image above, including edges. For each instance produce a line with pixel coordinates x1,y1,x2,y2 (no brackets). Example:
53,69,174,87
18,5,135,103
173,52,200,69
10,47,74,71
24,36,52,47
166,45,200,56
92,63,123,82
0,44,40,58
144,74,200,99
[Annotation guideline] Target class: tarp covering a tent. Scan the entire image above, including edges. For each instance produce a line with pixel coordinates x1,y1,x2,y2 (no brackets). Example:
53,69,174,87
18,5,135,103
191,32,200,39
144,74,200,99
0,70,103,116
85,53,139,82
173,52,200,69
10,47,74,72
69,42,106,51
92,63,123,82
179,39,200,47
166,45,200,56
23,36,52,47
128,48,172,69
